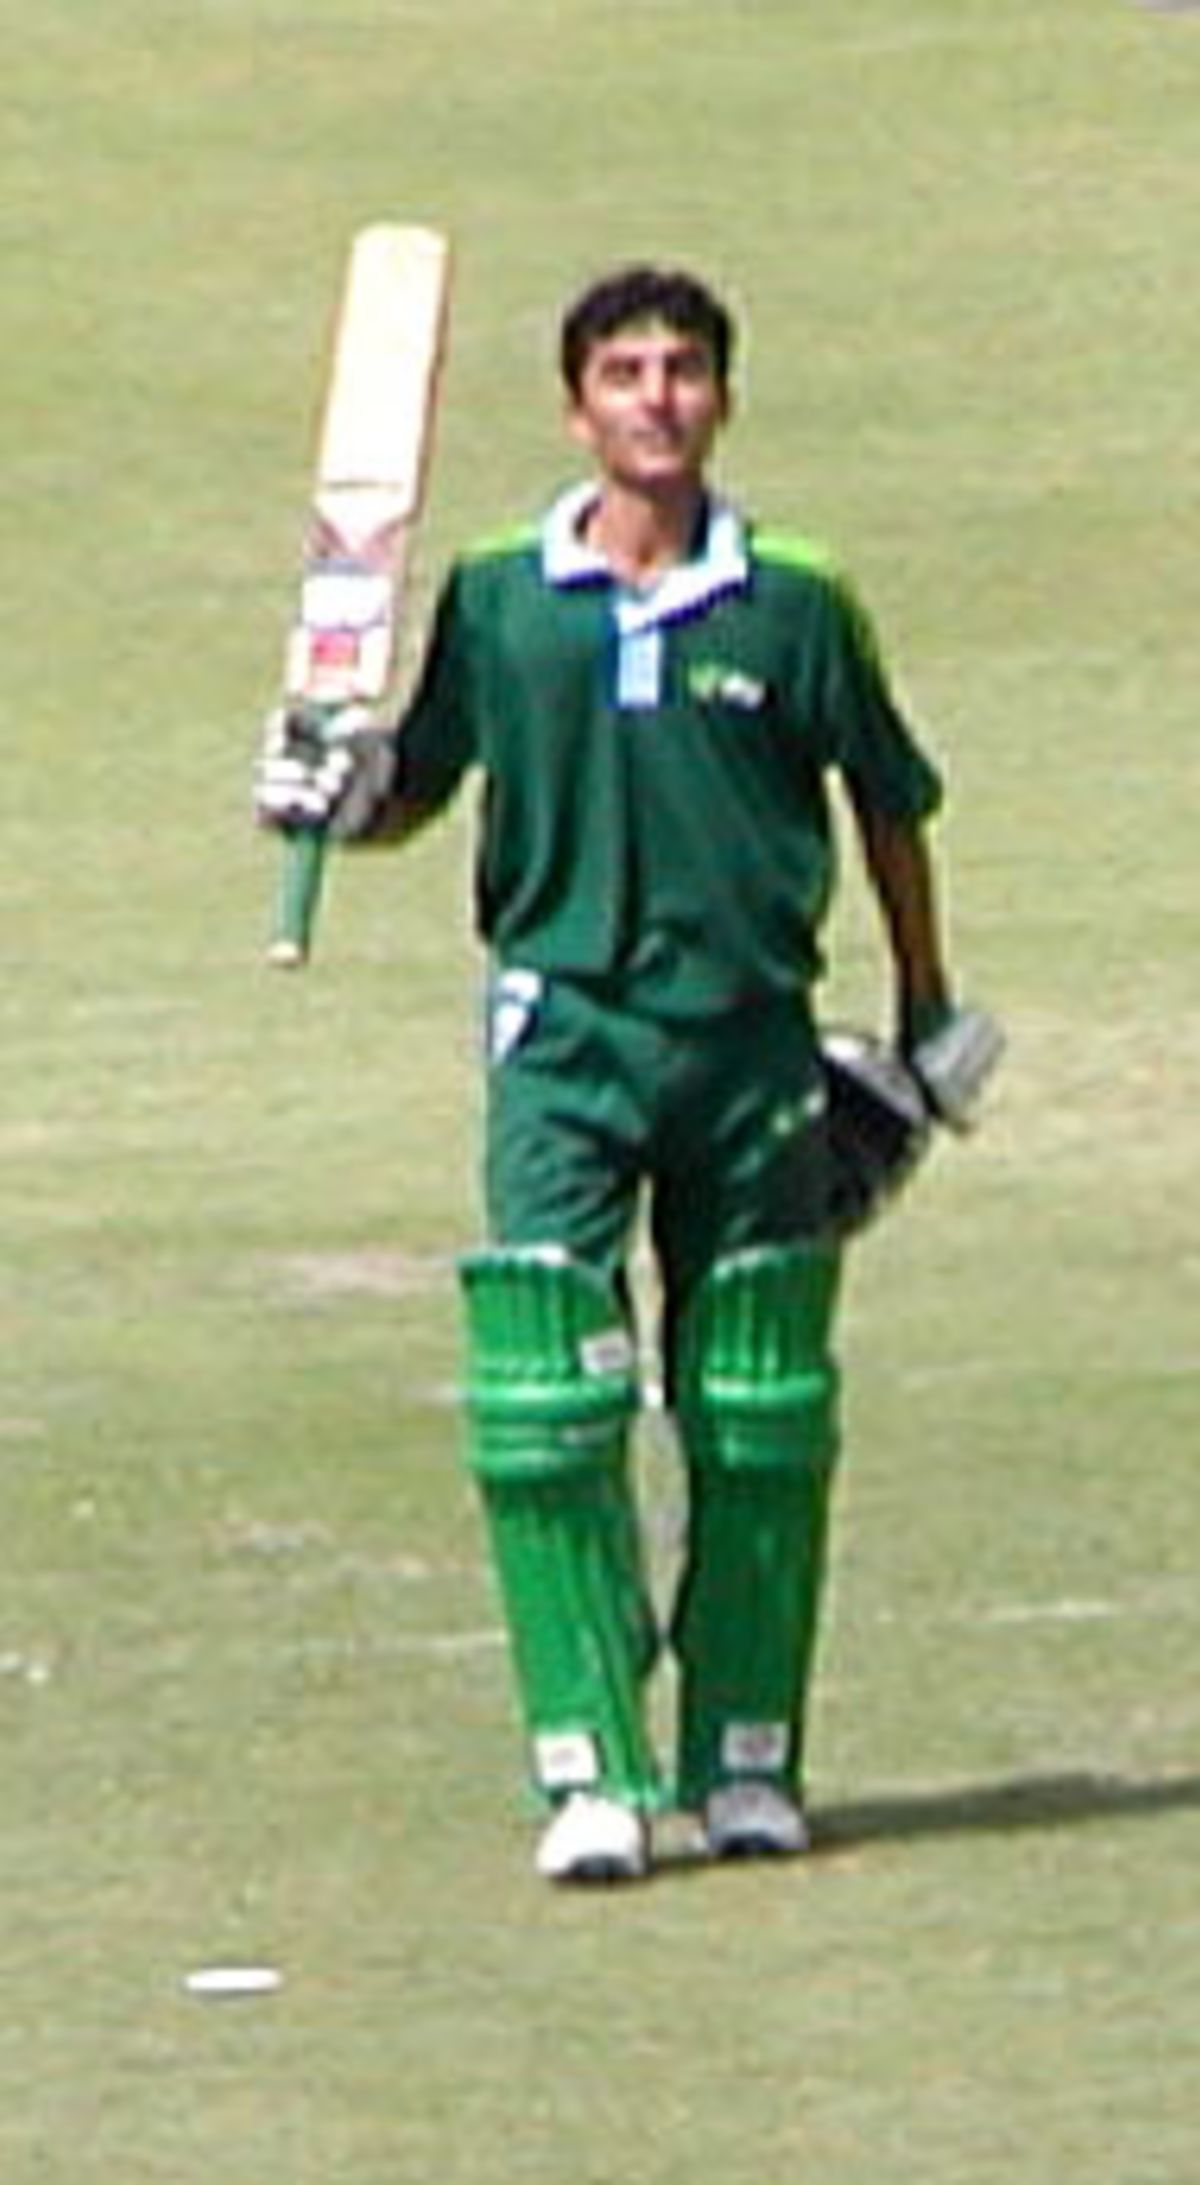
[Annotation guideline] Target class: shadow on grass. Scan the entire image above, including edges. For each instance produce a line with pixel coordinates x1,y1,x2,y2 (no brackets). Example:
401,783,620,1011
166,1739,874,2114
813,1768,1200,1854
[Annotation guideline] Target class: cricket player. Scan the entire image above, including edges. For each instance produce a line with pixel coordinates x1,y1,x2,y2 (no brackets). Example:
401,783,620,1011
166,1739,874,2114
256,264,995,1884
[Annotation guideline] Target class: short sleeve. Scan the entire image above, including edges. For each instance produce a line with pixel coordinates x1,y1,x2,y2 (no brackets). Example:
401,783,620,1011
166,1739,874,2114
819,575,944,822
395,567,480,811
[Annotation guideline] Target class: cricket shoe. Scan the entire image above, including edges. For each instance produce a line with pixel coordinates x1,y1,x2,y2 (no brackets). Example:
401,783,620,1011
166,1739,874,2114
703,1781,811,1861
535,1793,650,1885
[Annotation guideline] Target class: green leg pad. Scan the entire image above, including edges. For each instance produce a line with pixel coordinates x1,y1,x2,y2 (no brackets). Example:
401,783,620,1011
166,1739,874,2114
672,1244,842,1809
459,1247,662,1809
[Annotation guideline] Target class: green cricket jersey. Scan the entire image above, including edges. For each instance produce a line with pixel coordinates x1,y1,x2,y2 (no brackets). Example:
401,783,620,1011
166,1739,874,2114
397,486,942,1015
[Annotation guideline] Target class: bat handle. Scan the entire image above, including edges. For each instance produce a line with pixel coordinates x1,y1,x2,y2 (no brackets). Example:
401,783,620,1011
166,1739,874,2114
268,825,328,967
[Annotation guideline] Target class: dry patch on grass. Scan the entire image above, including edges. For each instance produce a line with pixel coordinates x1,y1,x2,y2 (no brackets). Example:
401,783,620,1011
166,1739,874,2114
264,1247,455,1303
978,1007,1200,1177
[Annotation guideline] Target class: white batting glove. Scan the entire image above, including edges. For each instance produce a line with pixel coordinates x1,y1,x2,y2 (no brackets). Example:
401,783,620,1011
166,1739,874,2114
253,704,373,832
909,1003,1005,1132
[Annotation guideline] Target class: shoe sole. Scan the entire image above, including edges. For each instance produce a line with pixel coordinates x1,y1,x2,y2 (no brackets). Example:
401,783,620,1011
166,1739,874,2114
544,1853,648,1885
709,1832,804,1861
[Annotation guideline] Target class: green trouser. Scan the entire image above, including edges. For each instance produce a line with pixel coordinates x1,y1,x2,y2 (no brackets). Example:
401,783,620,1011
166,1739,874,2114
484,971,829,1369
470,971,838,1813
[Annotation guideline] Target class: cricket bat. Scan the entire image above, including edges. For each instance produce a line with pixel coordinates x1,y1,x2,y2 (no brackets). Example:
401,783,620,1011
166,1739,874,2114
267,221,452,967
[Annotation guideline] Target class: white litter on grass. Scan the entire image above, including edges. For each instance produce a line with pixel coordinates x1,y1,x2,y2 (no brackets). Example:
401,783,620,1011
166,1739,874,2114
184,1966,283,2000
0,1650,53,1687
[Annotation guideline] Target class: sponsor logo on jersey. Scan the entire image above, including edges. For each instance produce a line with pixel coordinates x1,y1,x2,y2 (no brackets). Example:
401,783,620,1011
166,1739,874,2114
688,661,768,711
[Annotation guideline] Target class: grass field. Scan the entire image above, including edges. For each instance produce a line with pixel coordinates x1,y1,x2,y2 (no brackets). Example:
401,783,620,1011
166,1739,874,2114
4,1,1198,2178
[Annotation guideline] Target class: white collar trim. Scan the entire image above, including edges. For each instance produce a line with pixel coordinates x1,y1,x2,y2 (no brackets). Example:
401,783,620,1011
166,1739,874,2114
540,484,749,630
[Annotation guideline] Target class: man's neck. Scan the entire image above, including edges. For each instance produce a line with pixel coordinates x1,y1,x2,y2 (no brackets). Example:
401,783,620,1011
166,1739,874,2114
580,480,707,591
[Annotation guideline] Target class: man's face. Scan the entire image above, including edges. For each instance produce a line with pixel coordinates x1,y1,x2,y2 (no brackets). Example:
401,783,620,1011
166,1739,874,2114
566,320,729,492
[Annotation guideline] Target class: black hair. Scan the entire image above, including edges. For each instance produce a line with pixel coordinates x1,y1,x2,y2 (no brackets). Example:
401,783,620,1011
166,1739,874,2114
559,264,736,398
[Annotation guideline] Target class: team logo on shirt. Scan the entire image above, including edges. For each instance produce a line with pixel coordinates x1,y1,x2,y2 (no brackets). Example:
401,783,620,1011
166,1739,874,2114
687,661,768,711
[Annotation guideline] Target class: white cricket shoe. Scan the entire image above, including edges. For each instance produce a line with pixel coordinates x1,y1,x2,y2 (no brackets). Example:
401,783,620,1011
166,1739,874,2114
703,1781,811,1860
535,1793,650,1885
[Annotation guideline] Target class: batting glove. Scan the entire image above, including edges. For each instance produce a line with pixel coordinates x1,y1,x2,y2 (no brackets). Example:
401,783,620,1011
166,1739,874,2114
253,704,378,833
907,1002,1005,1132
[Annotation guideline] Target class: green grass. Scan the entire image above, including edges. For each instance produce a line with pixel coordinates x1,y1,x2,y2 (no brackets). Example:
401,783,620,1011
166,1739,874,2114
3,0,1198,2178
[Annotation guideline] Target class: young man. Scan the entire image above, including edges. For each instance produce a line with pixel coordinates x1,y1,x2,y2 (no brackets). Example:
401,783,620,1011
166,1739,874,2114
257,265,997,1884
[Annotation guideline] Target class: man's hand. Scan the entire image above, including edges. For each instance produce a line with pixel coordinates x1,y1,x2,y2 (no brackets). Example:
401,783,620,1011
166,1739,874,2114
907,1002,1005,1132
253,704,395,838
254,705,363,832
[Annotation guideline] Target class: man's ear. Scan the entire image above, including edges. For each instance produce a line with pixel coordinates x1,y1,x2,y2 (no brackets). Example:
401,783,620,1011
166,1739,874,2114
564,397,597,454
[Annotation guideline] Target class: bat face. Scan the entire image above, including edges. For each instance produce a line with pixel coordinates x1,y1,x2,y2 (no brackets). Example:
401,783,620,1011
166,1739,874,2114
286,223,452,711
267,220,452,966
316,225,451,505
